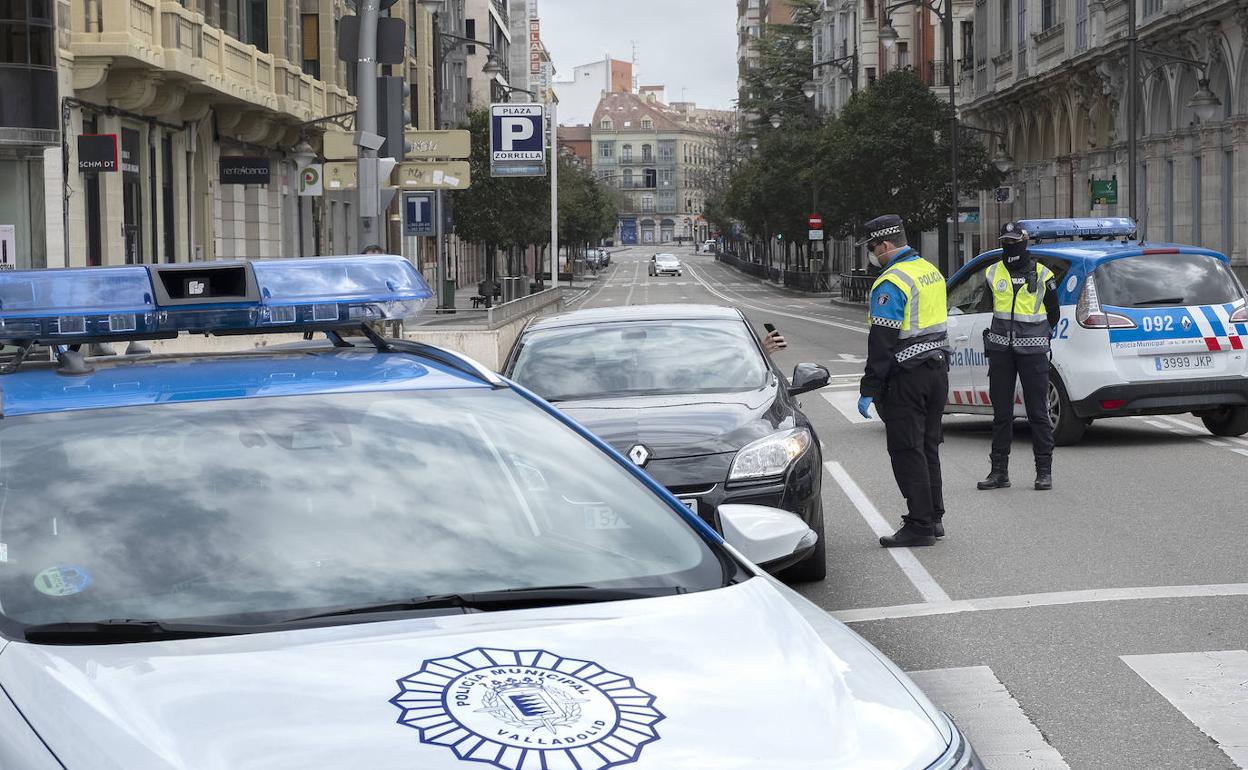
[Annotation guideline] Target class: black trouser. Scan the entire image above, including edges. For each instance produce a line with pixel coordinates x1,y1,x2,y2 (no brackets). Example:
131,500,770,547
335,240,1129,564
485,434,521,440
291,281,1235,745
879,356,948,534
988,350,1054,460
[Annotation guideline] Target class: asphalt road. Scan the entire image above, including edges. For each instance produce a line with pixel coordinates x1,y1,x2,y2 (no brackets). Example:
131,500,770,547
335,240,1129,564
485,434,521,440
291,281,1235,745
567,245,1248,770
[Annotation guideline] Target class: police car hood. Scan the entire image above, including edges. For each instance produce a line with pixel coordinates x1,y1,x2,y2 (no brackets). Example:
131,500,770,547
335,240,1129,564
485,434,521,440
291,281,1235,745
0,578,949,770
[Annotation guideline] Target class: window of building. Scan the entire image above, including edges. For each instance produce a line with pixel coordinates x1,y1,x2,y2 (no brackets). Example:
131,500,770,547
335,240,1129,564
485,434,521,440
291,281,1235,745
659,168,674,186
644,168,657,187
622,169,633,187
974,4,987,67
1192,155,1202,241
1224,149,1235,254
0,0,54,67
866,66,876,84
1075,0,1088,51
961,20,974,70
599,141,613,159
641,194,655,212
642,143,652,161
1016,0,1026,57
1041,0,1055,30
1143,0,1162,16
600,117,613,129
301,13,320,79
621,144,633,161
464,18,475,52
1000,0,1011,52
1165,159,1174,241
896,41,909,68
658,140,675,162
865,0,875,20
640,117,653,130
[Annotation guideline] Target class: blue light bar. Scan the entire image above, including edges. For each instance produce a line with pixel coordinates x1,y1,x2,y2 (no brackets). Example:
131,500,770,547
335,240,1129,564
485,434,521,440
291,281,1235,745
0,256,431,344
0,267,157,340
252,255,432,327
1016,217,1138,241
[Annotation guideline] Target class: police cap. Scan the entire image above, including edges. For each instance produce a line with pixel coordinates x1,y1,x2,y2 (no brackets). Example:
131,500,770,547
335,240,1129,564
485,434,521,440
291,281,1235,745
999,221,1030,242
856,214,906,247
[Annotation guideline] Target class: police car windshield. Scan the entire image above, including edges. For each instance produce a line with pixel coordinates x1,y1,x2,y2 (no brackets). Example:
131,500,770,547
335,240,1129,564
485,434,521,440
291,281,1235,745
1096,253,1242,308
0,389,733,636
509,319,769,402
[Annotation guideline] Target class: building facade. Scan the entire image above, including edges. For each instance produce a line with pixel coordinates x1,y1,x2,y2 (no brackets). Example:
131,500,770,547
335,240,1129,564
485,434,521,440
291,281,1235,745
592,91,731,245
0,0,60,269
961,0,1248,270
738,0,801,101
552,56,632,125
464,0,511,105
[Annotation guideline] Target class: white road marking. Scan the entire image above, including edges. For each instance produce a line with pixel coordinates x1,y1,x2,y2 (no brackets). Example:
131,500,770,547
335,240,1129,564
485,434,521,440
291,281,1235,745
1155,414,1205,434
623,261,640,306
822,391,873,424
1122,650,1248,767
684,261,869,335
835,352,867,363
833,582,1248,623
908,666,1072,770
824,461,950,603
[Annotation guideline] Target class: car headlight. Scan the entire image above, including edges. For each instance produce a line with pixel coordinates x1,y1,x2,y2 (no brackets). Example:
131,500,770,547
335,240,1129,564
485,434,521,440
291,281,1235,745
728,428,812,481
926,716,984,770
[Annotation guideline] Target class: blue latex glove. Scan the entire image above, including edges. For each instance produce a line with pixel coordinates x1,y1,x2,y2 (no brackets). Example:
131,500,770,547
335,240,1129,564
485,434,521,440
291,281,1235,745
857,396,874,419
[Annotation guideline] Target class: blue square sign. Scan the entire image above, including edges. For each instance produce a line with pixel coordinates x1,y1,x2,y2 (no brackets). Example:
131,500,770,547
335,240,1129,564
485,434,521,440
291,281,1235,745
490,103,546,177
404,192,434,237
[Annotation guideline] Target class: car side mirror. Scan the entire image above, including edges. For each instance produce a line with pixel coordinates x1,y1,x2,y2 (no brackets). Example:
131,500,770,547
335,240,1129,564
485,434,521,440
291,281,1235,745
789,363,830,395
718,504,817,572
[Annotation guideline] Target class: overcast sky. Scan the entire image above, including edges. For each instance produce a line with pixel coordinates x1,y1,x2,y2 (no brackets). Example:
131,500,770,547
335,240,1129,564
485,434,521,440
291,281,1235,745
539,0,738,110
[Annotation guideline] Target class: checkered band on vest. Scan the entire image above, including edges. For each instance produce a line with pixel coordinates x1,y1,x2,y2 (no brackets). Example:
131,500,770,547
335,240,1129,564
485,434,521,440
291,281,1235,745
895,337,949,362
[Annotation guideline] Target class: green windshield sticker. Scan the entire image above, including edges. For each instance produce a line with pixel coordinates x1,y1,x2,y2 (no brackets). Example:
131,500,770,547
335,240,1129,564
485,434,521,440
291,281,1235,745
34,565,92,597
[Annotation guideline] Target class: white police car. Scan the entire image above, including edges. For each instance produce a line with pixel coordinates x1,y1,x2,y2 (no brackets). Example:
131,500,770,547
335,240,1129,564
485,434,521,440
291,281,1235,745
0,257,980,769
946,217,1248,443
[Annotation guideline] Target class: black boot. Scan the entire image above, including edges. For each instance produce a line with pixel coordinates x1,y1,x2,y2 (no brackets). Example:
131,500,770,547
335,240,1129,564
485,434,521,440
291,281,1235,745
880,525,937,548
977,454,1011,490
1035,455,1053,491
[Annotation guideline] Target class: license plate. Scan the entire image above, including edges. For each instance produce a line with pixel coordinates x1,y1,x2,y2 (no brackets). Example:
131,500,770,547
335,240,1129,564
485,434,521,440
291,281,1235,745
677,497,698,513
1154,354,1214,371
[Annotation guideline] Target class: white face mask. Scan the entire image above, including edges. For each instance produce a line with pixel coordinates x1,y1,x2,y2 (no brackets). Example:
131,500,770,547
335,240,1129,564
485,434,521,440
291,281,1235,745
868,250,881,268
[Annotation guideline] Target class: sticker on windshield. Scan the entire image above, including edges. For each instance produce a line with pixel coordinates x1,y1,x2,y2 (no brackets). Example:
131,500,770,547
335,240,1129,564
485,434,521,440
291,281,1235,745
583,505,630,530
390,648,665,770
34,565,92,597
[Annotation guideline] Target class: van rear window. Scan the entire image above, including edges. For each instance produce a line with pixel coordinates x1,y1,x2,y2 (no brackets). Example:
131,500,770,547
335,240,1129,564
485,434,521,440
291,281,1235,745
1095,253,1242,308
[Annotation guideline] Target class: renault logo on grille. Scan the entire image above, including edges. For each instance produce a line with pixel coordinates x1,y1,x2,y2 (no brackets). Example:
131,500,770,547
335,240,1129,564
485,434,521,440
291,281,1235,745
628,445,651,467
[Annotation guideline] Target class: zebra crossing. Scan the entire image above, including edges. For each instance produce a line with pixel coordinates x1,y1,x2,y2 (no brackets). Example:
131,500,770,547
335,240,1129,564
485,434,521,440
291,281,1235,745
909,652,1248,768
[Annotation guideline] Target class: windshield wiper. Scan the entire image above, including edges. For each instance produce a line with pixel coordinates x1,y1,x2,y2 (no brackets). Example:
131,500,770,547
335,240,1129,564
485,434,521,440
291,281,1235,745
24,619,245,644
1133,297,1185,306
286,585,686,623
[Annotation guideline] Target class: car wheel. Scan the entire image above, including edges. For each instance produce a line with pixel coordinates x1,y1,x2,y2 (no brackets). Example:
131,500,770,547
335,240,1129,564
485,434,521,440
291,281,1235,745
1200,405,1248,436
1048,371,1086,446
781,503,826,583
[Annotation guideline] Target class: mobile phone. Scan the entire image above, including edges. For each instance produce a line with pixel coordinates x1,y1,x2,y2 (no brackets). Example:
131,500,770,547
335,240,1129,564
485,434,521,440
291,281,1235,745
764,323,777,334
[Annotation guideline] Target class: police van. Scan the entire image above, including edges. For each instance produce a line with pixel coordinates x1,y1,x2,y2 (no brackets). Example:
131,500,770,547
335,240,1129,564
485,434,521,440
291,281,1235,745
945,217,1248,444
0,257,981,769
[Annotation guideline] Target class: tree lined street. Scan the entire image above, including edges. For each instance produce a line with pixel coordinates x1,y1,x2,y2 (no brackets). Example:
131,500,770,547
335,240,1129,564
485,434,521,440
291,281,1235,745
575,244,1248,769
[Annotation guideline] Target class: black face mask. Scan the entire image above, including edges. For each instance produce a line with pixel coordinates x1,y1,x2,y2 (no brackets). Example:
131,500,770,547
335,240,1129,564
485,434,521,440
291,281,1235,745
1002,240,1031,271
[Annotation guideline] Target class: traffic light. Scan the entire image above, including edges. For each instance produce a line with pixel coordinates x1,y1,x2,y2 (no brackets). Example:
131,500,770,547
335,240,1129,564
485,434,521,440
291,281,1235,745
376,75,412,160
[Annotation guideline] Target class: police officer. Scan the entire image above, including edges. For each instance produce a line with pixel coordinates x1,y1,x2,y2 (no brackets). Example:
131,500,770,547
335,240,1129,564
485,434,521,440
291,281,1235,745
856,215,951,547
977,222,1060,492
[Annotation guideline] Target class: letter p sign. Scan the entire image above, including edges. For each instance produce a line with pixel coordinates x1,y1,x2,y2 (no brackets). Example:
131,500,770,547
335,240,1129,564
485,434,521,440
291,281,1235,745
490,103,546,176
501,118,534,150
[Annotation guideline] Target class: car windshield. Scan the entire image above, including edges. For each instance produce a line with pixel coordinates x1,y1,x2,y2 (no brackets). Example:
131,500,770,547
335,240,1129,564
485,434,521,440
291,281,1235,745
509,319,769,401
657,255,677,264
0,389,733,635
1096,253,1243,308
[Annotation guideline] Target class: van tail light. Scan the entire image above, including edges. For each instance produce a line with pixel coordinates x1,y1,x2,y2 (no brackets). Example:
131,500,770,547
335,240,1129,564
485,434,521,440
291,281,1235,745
1100,399,1128,410
1076,274,1137,329
1231,304,1248,323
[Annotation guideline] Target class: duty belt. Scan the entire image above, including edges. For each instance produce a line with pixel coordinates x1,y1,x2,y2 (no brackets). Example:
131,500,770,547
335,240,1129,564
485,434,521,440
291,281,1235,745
896,335,950,363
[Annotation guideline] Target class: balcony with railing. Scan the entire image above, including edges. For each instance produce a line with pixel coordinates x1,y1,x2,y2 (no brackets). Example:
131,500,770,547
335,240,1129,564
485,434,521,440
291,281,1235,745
69,0,351,123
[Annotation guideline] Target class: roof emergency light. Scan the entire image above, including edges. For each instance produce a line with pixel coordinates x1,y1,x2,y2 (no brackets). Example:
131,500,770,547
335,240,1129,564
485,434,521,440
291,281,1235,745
0,255,431,345
1016,217,1138,241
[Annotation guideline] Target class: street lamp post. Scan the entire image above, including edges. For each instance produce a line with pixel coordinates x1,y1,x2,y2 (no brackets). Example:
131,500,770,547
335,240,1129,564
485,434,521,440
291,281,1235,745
880,0,957,274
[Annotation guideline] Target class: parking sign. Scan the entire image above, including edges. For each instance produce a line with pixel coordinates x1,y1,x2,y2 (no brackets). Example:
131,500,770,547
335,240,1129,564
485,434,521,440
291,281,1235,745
490,103,546,178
